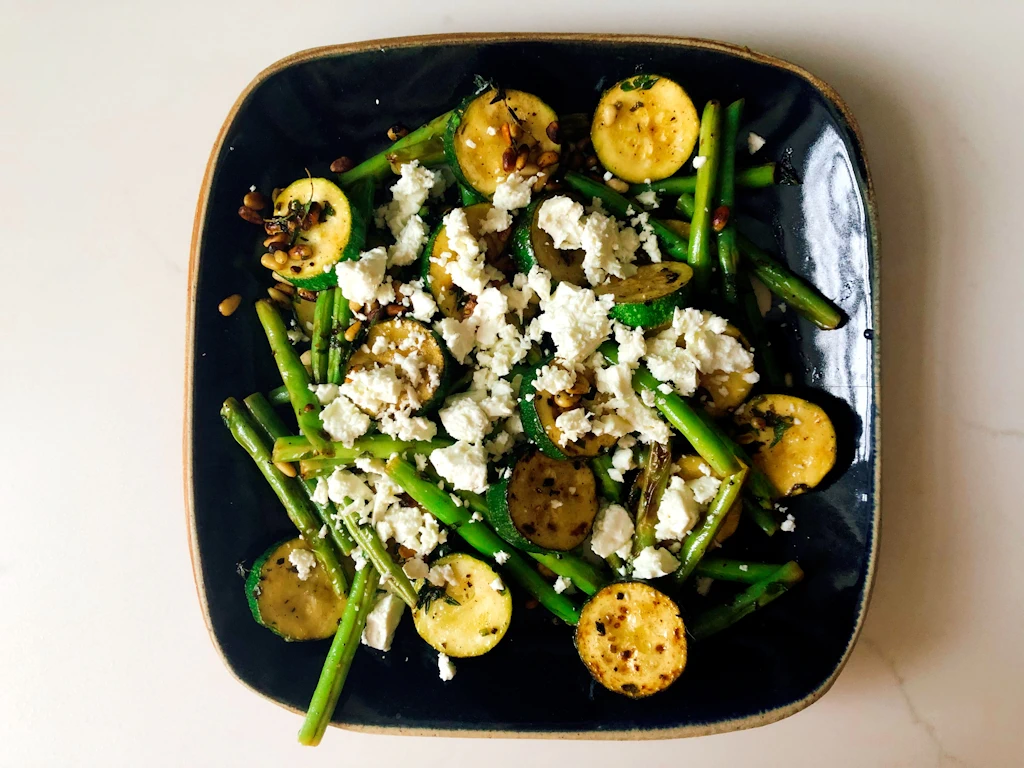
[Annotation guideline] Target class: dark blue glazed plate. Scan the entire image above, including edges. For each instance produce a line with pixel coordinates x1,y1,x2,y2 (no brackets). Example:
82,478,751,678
185,33,879,739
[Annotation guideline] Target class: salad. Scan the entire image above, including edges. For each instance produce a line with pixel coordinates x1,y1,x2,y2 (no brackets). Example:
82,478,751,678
221,73,844,745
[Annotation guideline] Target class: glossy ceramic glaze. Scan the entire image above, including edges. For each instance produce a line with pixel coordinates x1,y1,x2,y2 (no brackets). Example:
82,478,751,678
185,33,879,739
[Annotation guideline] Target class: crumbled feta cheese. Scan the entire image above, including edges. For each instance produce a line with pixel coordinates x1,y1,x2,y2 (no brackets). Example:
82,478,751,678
537,196,585,249
781,514,797,532
437,207,500,296
427,563,458,587
593,363,672,444
606,467,624,483
429,441,489,493
551,499,563,508
318,524,328,538
439,395,493,444
590,504,635,559
489,577,505,592
579,210,640,285
361,593,405,651
695,576,714,596
491,172,534,210
288,548,317,580
748,132,766,154
435,316,475,364
553,576,572,594
688,475,722,505
335,247,388,305
630,211,662,263
486,126,497,136
309,383,340,405
376,505,446,558
377,161,441,238
403,557,429,580
494,550,510,565
340,365,404,414
319,394,371,447
632,546,680,578
351,546,368,571
692,155,707,169
478,206,512,234
555,408,592,446
654,476,702,541
400,279,437,322
326,469,374,511
438,652,456,681
614,323,646,368
611,446,635,475
739,564,749,572
464,138,477,148
312,477,329,506
377,409,438,441
603,171,613,181
657,383,673,394
471,511,484,522
635,189,660,209
287,328,309,344
535,282,614,366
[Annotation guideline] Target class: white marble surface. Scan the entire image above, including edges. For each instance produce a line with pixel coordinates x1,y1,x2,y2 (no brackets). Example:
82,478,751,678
2,0,1022,765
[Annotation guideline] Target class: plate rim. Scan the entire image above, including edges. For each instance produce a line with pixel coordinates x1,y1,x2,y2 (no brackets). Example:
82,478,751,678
183,31,881,740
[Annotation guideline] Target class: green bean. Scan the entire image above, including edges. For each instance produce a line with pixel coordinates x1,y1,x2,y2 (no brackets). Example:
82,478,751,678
674,468,748,583
716,99,743,304
690,562,803,640
687,101,722,293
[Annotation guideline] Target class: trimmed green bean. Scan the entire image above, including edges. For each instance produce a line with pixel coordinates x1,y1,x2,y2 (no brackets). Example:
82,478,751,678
310,290,334,384
716,99,744,304
690,562,804,640
338,111,453,187
674,468,748,583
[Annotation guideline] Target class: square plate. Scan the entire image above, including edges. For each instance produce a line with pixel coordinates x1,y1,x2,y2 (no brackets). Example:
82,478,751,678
185,33,880,739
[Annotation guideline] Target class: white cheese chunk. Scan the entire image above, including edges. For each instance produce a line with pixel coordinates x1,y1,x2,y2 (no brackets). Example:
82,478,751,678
654,476,702,541
748,132,766,154
361,593,405,651
555,408,592,446
319,394,371,447
288,548,317,581
632,546,680,578
553,576,572,594
334,247,388,305
491,172,534,210
590,504,635,559
429,441,489,493
440,395,493,443
438,652,457,681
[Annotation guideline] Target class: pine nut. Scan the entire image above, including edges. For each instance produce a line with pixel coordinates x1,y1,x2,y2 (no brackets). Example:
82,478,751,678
218,294,242,316
344,321,362,342
274,461,297,477
568,376,592,395
501,146,517,172
606,177,629,193
299,349,313,367
387,123,409,141
519,162,540,177
601,103,618,125
273,251,288,266
584,155,599,169
386,303,404,316
260,253,279,270
270,272,293,285
712,205,730,232
515,146,529,171
238,206,263,224
348,300,362,312
297,288,318,301
329,156,353,173
545,120,559,143
264,232,289,249
508,122,522,140
500,123,513,146
536,151,559,169
554,392,580,408
289,244,312,260
267,287,290,306
243,191,266,210
271,281,294,295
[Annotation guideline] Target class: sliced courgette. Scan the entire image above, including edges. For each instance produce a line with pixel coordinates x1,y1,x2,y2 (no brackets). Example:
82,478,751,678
412,553,512,658
268,177,365,290
733,394,837,496
291,292,317,336
576,581,687,698
422,202,513,318
519,364,617,459
509,197,586,285
675,455,740,545
345,317,451,415
244,538,346,642
445,88,560,197
590,74,700,184
698,324,757,416
485,449,598,552
594,262,693,328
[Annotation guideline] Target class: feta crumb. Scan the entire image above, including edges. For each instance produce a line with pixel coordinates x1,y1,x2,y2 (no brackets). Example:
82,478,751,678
427,563,458,587
309,383,340,405
537,196,585,249
319,394,371,447
438,652,456,681
403,557,429,580
288,548,318,580
378,409,438,442
590,504,634,559
312,477,329,506
471,511,484,522
657,382,673,394
692,155,707,169
632,546,680,578
781,514,797,532
635,189,659,209
489,577,505,592
555,408,592,446
486,126,498,136
603,171,613,181
478,205,512,234
695,576,714,596
748,132,766,154
318,524,329,539
335,247,388,305
361,593,405,651
739,564,749,572
535,282,614,366
429,441,489,493
654,476,702,541
464,138,477,148
494,550,510,565
439,395,492,443
688,475,722,505
491,172,534,211
553,576,572,594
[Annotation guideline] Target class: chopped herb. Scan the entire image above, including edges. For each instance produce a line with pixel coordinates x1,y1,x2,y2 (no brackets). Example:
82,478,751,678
416,584,460,611
621,74,659,92
322,200,335,219
759,408,795,448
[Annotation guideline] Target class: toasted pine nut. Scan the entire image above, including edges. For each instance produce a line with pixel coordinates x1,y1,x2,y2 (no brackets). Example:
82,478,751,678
584,154,599,169
260,253,279,270
243,191,266,210
273,251,288,266
397,545,417,559
299,349,313,367
568,376,592,396
289,244,312,260
297,288,318,301
543,178,563,192
329,156,353,173
267,287,290,305
508,122,522,140
387,123,409,141
515,146,529,171
536,151,560,169
545,120,559,143
554,392,580,408
501,146,517,173
264,232,289,249
348,299,362,312
274,461,297,477
600,103,618,125
606,177,629,193
712,205,730,232
520,162,540,178
500,123,513,145
271,281,294,295
218,294,242,316
238,206,263,224
270,272,293,285
344,321,363,342
386,303,404,316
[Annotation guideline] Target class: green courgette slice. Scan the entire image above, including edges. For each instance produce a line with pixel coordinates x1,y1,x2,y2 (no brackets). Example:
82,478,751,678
344,317,451,415
291,291,316,337
509,197,587,284
518,364,617,459
590,74,699,184
244,538,346,642
485,449,598,552
412,553,512,658
269,177,369,290
594,262,693,328
445,88,560,197
575,581,687,698
421,202,513,318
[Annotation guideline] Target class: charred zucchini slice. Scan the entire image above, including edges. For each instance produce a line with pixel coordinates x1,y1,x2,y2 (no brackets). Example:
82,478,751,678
345,318,451,414
244,538,346,642
519,364,617,459
576,581,687,698
733,394,837,496
594,262,693,328
510,197,586,284
445,88,560,197
412,553,512,658
486,449,598,552
422,202,513,318
268,177,365,290
590,74,700,184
